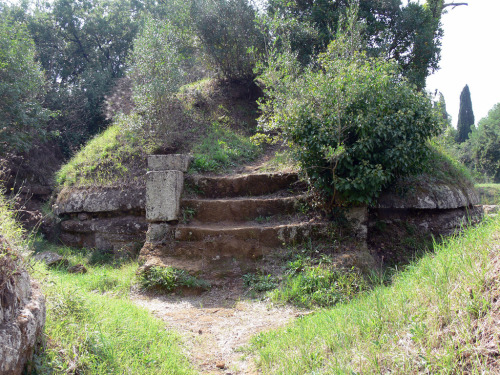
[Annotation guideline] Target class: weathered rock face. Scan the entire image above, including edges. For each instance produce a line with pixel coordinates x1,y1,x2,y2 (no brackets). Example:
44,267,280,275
378,181,479,210
0,250,46,375
54,185,145,215
54,184,147,254
373,180,482,235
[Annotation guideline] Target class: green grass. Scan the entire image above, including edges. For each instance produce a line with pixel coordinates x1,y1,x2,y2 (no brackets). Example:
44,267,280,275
189,121,261,173
476,183,500,205
30,242,196,374
248,216,500,374
55,114,155,187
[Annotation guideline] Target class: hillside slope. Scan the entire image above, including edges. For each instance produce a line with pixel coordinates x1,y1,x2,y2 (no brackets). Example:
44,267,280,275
248,216,500,374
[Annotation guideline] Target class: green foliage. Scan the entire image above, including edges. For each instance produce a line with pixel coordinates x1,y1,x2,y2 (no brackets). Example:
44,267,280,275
456,84,475,143
259,12,441,205
55,115,155,187
191,0,264,81
0,13,52,153
265,0,444,89
243,273,278,293
476,184,500,205
248,216,500,374
138,266,210,292
31,252,196,374
13,0,143,151
270,265,367,308
190,121,261,173
463,103,500,182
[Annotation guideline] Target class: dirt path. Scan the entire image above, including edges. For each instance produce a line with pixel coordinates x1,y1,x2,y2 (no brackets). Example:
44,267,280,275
132,284,300,374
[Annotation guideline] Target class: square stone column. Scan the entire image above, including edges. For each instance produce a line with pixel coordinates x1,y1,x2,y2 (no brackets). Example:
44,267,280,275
146,170,184,222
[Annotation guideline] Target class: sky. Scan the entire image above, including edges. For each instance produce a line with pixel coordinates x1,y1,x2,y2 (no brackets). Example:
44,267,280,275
426,0,500,127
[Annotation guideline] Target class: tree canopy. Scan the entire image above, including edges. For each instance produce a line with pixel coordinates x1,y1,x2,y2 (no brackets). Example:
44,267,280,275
0,12,52,152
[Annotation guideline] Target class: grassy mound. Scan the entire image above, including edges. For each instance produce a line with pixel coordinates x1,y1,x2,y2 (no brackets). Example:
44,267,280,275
248,216,500,374
56,79,262,188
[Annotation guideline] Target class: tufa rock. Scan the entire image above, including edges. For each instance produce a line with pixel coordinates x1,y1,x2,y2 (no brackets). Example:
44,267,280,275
33,251,68,268
148,154,192,172
67,264,87,274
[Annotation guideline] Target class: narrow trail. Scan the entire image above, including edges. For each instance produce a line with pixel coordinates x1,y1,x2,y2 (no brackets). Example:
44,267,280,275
132,285,301,374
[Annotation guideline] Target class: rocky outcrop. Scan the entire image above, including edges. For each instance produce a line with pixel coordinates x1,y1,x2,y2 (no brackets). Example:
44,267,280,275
54,185,147,255
373,180,482,236
378,181,479,210
54,185,145,215
0,246,46,375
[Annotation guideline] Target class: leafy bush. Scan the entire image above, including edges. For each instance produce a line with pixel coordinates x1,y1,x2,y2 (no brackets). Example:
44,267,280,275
243,273,278,292
191,0,264,81
270,265,367,308
0,15,52,153
463,103,500,182
258,12,441,205
138,266,210,292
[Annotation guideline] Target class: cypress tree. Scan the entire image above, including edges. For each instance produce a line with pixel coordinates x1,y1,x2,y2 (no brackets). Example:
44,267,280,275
456,84,475,143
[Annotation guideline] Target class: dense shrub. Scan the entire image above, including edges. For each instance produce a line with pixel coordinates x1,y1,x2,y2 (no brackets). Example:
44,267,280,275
258,11,441,205
191,0,264,81
462,103,500,182
0,16,52,153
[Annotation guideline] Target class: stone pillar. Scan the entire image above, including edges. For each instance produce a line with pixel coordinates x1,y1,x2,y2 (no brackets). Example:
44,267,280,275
145,154,191,223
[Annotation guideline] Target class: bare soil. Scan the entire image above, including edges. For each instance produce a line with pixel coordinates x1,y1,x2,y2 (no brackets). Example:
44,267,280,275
132,283,302,375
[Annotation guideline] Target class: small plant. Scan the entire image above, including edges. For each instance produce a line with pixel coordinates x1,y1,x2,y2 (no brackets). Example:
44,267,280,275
139,266,210,292
255,215,271,224
243,273,278,292
270,265,368,308
181,207,197,223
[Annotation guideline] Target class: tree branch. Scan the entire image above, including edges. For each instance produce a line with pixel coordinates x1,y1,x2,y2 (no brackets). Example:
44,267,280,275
443,2,468,10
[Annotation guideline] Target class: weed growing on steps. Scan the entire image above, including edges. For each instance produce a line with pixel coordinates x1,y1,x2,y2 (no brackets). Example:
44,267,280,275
247,216,500,374
243,242,370,309
30,242,196,374
138,266,211,292
190,121,261,173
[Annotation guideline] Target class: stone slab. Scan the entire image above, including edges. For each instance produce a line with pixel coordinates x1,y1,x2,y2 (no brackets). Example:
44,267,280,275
146,170,184,222
148,154,192,172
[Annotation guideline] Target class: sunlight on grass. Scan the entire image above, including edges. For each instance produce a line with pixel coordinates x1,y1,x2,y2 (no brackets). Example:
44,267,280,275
31,244,196,374
249,216,500,374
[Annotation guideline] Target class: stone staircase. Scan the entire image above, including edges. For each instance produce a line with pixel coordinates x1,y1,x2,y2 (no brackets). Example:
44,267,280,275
139,172,333,281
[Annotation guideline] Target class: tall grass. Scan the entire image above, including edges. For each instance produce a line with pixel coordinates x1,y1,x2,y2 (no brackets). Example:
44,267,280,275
249,216,500,374
31,244,196,374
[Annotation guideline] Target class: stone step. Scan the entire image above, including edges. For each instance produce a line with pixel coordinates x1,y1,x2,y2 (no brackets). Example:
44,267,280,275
185,173,305,198
140,220,333,281
181,195,308,223
173,221,328,248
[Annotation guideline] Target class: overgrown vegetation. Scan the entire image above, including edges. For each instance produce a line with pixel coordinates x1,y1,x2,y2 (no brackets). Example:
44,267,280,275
0,190,25,302
30,242,196,374
138,266,210,292
258,4,442,205
476,184,500,205
0,13,53,153
248,216,500,374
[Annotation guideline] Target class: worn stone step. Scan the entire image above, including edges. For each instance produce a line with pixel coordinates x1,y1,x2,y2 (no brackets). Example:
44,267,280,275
184,173,305,198
173,221,328,248
140,220,333,281
181,195,308,223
